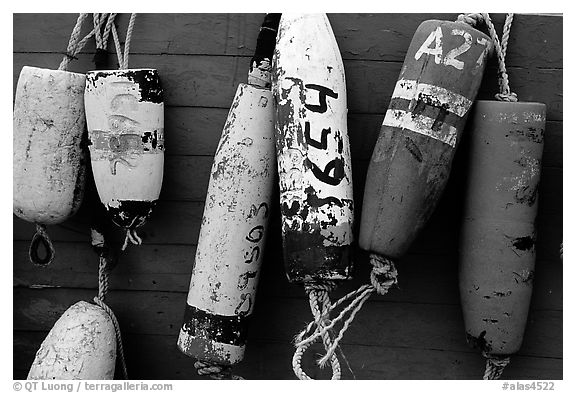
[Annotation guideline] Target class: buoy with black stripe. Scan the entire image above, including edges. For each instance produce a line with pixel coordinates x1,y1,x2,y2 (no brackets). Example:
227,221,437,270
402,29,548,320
359,16,491,266
273,13,354,380
177,14,280,376
13,14,92,266
458,13,545,380
273,13,354,284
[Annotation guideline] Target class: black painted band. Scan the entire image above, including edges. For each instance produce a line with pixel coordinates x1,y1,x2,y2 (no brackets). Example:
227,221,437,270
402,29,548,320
250,13,281,70
180,303,250,347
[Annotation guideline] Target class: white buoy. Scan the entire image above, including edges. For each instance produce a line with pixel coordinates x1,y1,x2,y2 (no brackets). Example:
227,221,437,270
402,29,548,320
84,69,164,236
27,301,116,380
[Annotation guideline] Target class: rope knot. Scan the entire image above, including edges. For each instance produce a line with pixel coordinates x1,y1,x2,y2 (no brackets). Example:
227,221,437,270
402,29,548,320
456,13,485,27
482,352,511,380
194,360,244,380
369,254,398,296
495,92,518,102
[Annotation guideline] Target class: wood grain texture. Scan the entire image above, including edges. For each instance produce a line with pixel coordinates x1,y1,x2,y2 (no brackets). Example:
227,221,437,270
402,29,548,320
13,13,562,380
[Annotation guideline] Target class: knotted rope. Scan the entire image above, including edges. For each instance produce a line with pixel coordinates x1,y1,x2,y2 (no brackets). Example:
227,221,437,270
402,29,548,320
58,13,99,71
91,228,129,379
483,352,511,380
111,13,137,70
456,13,485,27
28,224,56,266
292,254,398,379
193,361,244,380
483,13,517,102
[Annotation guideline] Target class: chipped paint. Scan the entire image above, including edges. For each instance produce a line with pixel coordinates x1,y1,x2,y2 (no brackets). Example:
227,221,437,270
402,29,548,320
273,14,354,283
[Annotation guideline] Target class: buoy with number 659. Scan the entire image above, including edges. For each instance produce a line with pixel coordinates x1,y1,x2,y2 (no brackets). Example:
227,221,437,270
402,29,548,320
177,14,280,377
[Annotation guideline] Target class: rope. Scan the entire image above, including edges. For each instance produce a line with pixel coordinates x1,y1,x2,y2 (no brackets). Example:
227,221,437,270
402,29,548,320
28,224,56,266
110,13,137,69
292,255,398,379
58,13,97,71
92,13,117,69
456,13,485,27
121,229,142,251
484,13,518,102
483,352,511,380
193,361,244,380
90,229,129,379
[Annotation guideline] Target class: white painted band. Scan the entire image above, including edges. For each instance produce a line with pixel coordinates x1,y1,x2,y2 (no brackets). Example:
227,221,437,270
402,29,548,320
382,109,458,147
391,79,472,118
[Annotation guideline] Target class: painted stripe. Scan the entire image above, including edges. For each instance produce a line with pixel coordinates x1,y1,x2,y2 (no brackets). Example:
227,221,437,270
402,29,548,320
382,109,458,147
391,79,472,118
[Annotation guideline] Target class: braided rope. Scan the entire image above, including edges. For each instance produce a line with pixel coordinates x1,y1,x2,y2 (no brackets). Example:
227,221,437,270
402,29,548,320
483,353,511,380
193,361,244,380
110,13,137,70
90,229,129,379
28,224,56,266
58,13,97,71
292,255,398,379
484,13,518,102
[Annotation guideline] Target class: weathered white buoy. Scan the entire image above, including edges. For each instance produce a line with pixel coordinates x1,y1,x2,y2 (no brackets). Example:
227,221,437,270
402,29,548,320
84,69,164,243
27,301,116,380
13,66,88,264
273,13,354,284
178,14,280,369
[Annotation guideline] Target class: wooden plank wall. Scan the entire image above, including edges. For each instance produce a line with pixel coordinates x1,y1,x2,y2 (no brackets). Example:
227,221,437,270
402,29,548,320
13,13,563,380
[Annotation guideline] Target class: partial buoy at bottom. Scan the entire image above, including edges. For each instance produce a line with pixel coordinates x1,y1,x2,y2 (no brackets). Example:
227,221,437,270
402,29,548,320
27,301,116,380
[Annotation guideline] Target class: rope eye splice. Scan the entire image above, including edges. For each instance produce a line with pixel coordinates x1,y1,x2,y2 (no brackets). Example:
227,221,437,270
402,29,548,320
176,13,280,381
15,13,102,266
458,13,545,381
84,13,165,253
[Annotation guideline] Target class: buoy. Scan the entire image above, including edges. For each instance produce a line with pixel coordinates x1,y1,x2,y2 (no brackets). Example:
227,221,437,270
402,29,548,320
273,13,354,284
13,14,95,266
458,13,545,380
177,14,280,377
273,13,354,380
359,16,492,260
84,68,164,244
27,301,116,380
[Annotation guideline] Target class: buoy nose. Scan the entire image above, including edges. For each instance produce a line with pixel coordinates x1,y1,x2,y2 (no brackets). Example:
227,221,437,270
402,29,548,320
106,199,156,229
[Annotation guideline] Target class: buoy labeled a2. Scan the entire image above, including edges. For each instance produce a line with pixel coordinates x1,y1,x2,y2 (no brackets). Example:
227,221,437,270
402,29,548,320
27,301,116,380
459,101,545,358
178,14,280,367
359,19,491,259
84,69,164,237
273,13,354,283
13,66,87,262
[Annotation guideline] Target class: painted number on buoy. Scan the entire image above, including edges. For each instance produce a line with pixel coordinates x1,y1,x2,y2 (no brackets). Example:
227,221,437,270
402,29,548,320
304,84,345,187
415,26,490,70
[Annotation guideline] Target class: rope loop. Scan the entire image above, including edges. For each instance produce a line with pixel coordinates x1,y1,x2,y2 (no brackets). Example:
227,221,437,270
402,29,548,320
110,13,137,70
29,224,55,266
456,13,485,27
369,254,399,295
483,352,511,380
194,360,244,380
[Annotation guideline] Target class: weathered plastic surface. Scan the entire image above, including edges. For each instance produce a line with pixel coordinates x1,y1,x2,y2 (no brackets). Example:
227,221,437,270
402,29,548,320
459,100,545,356
13,66,87,225
273,13,354,283
84,68,164,230
178,83,275,365
359,20,491,259
27,301,116,380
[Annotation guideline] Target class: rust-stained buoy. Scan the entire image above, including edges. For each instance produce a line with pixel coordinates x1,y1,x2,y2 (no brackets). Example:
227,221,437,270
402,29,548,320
459,101,546,374
273,13,354,284
177,14,280,370
359,18,491,262
13,66,87,265
84,69,164,245
27,301,116,380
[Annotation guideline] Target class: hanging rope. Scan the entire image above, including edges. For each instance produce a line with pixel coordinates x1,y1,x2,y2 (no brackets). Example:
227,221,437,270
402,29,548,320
292,254,398,379
193,361,244,380
111,13,137,69
93,13,117,69
28,224,56,266
91,228,129,379
483,352,511,380
58,13,100,71
121,229,142,251
483,13,518,102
